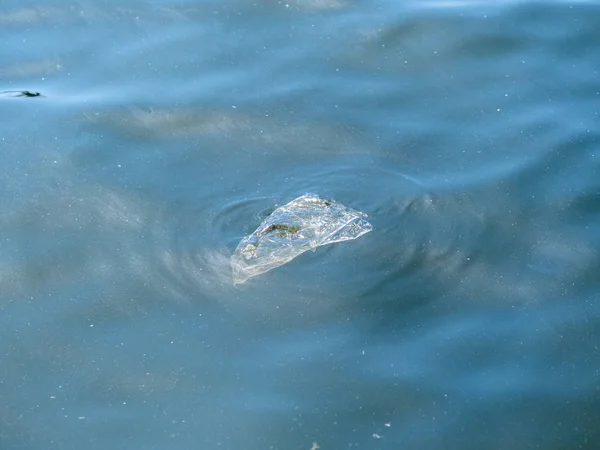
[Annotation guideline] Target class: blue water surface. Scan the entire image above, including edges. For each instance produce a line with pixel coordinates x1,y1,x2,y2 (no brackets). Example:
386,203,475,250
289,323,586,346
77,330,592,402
1,1,599,449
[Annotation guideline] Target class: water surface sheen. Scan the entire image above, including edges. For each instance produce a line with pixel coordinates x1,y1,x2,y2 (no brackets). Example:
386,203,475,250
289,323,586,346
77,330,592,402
1,1,599,449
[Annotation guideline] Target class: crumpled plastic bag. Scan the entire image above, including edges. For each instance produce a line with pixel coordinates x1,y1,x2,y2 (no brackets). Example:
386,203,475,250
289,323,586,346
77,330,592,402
231,194,372,284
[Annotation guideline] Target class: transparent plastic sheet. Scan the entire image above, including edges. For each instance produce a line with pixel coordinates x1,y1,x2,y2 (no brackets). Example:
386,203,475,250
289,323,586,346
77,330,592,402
231,194,373,285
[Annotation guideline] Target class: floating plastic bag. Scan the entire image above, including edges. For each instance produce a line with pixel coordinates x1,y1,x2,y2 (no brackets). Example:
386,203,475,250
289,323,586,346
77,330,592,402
231,194,372,284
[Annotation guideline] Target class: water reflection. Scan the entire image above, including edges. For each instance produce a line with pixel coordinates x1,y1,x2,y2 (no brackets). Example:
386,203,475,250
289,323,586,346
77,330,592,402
81,105,369,158
0,58,64,78
0,0,349,28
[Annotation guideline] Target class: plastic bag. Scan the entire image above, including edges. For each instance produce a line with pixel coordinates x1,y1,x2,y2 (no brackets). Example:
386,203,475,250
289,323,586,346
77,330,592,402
231,194,372,284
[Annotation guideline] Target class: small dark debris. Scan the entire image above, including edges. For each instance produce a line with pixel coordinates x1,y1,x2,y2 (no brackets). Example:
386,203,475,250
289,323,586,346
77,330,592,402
0,90,41,98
